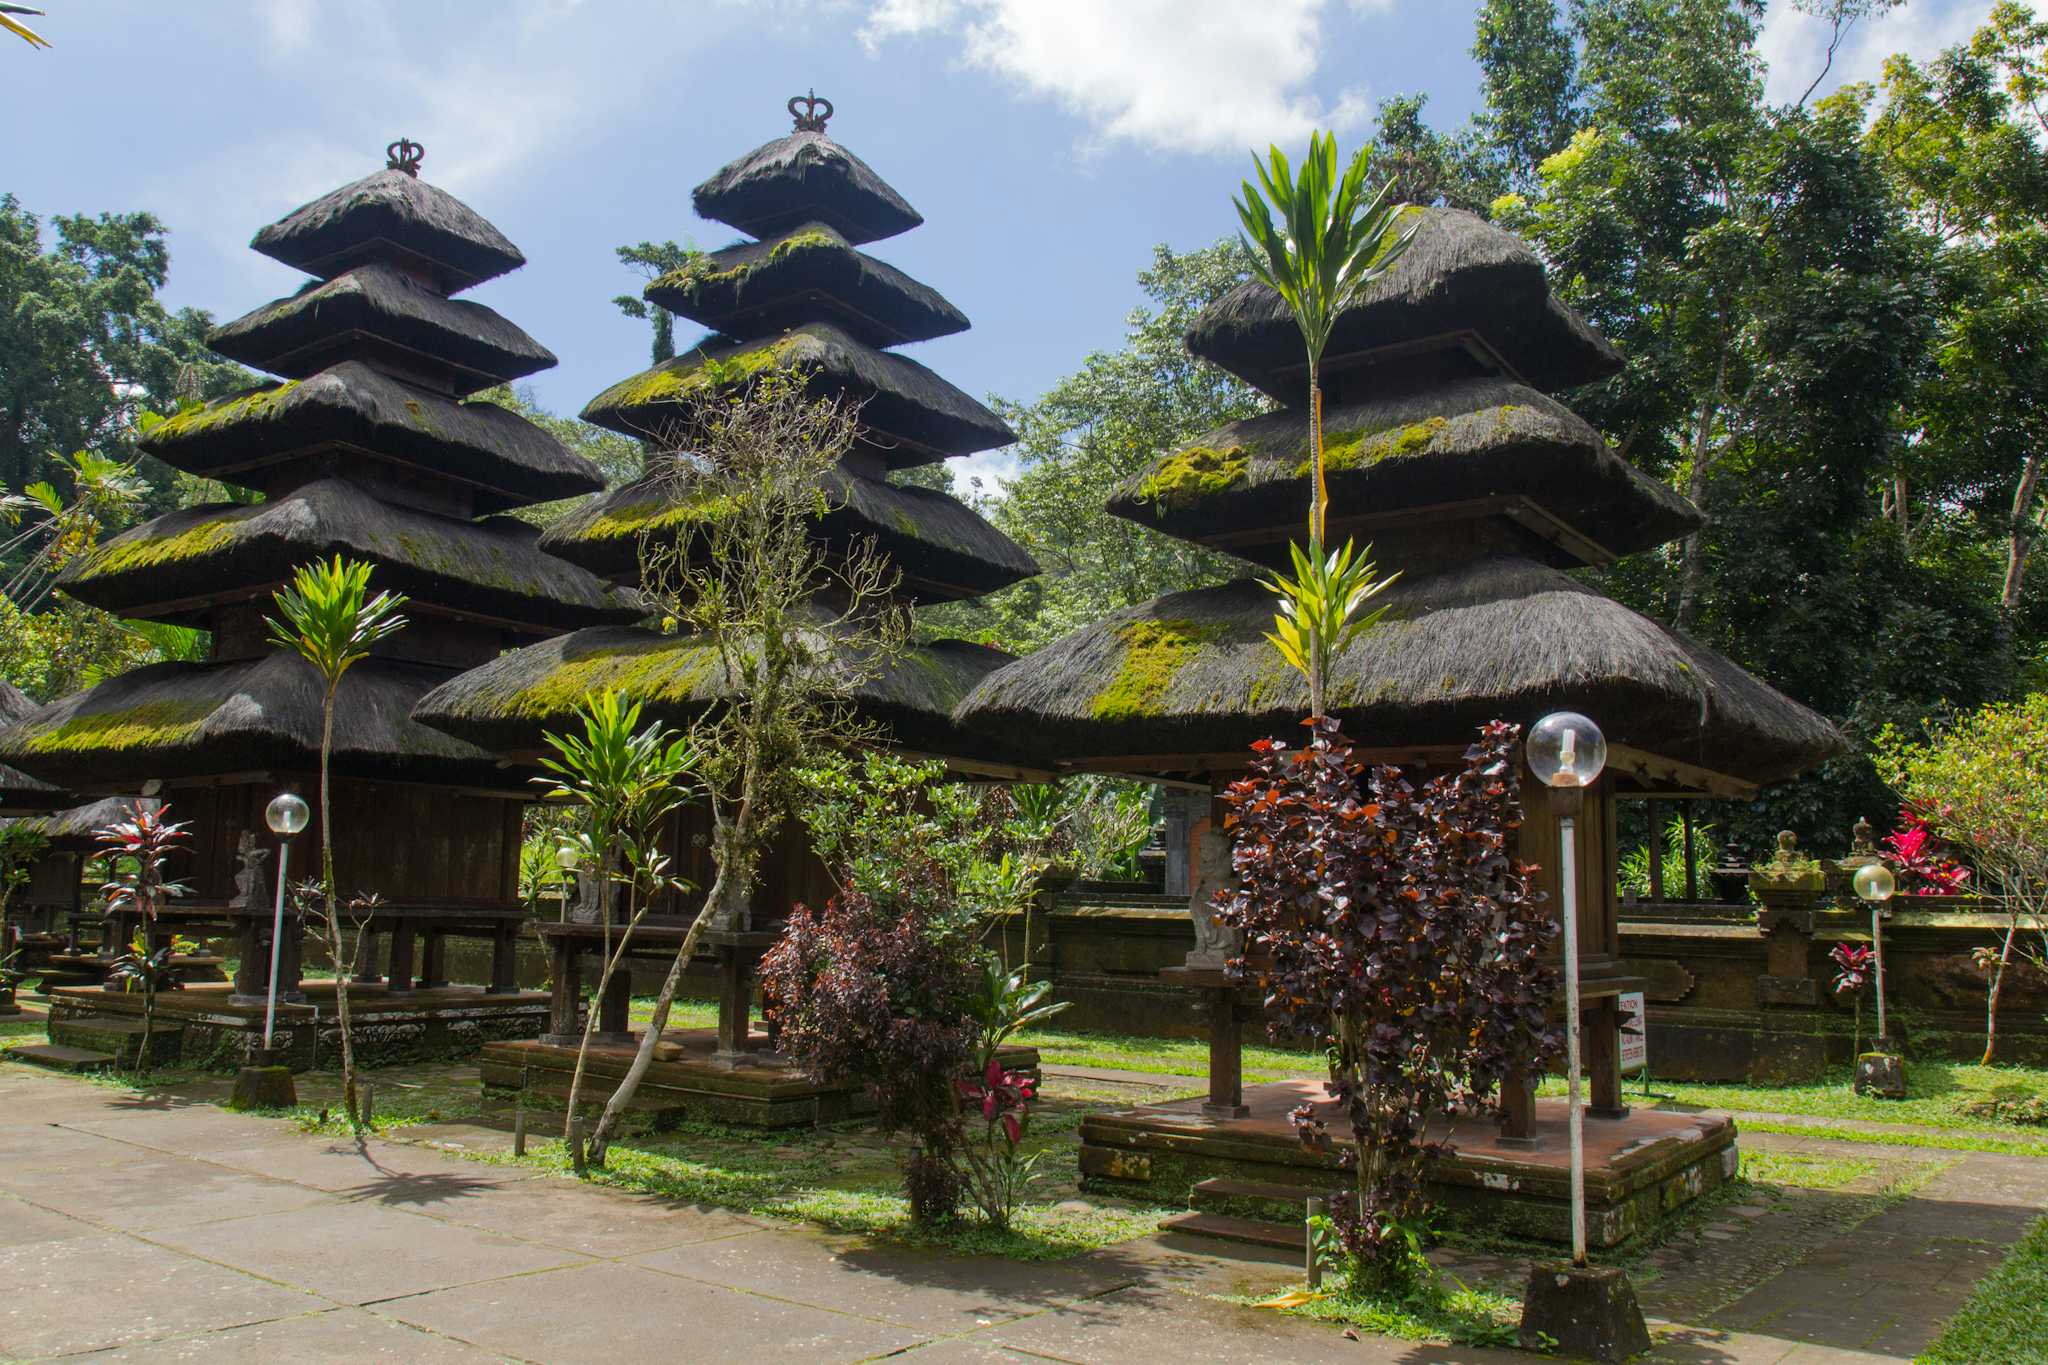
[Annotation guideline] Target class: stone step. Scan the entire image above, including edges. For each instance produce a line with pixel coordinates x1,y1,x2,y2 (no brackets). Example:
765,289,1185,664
1158,1210,1307,1252
50,1016,184,1067
1190,1177,1324,1222
10,1043,116,1073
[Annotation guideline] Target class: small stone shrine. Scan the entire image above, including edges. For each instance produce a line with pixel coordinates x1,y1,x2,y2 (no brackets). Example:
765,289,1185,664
955,207,1842,1246
0,141,633,1070
413,96,1040,1125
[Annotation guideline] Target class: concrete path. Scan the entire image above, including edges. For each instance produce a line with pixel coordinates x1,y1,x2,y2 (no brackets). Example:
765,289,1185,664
0,1064,2041,1364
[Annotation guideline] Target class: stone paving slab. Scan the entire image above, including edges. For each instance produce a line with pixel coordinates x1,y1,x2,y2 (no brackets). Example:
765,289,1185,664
379,1260,927,1363
0,1191,103,1249
416,1175,768,1258
148,1199,591,1306
67,1308,509,1362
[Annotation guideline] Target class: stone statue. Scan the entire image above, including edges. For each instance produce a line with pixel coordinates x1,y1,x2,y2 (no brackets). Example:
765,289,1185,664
229,831,271,911
1184,824,1238,969
1851,816,1876,856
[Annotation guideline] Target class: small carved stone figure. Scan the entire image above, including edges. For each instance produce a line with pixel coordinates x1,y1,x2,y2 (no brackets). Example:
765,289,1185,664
229,831,271,911
1185,825,1238,968
1851,816,1876,855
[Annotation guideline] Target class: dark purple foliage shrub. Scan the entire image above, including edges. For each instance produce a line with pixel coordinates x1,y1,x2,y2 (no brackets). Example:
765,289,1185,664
1214,718,1561,1288
759,880,980,1225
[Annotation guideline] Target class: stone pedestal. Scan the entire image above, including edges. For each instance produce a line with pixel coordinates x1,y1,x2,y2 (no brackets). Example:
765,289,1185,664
1855,1051,1906,1099
1519,1263,1653,1362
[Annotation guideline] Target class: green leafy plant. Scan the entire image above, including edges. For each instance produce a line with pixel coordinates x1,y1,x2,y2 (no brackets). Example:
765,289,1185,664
266,555,407,1126
96,804,192,1070
1260,537,1397,721
534,689,699,1156
0,820,48,964
1617,815,1720,899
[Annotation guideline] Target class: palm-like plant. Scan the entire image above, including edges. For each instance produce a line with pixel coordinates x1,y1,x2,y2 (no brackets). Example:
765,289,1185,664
96,804,192,1070
1235,133,1415,717
266,556,407,1126
0,3,48,49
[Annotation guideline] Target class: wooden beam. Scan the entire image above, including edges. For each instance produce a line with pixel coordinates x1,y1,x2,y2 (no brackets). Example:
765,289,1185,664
1604,743,1753,798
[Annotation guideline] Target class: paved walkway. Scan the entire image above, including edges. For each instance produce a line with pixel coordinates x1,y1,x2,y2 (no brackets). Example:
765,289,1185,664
1,1064,2043,1364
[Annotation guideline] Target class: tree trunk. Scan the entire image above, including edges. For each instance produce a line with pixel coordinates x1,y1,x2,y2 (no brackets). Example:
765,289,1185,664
1307,357,1327,722
564,881,647,1145
320,694,359,1127
2001,451,2046,612
1983,909,2020,1065
1674,355,1728,632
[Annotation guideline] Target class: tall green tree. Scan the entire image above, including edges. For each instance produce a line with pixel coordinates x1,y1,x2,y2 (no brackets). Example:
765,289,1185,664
611,240,696,365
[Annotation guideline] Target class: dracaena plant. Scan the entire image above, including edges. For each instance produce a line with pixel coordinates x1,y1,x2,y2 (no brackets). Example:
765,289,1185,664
267,555,408,1127
96,804,192,1071
955,959,1069,1230
1214,719,1559,1295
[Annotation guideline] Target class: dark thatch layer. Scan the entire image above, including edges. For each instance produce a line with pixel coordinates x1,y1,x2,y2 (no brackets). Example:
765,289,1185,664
59,478,638,631
952,558,1841,786
251,169,526,294
1187,208,1622,403
412,625,1031,769
580,321,1014,466
211,263,556,396
693,132,923,246
0,653,510,791
1108,377,1700,563
10,796,150,850
646,221,968,349
539,464,1038,602
138,362,604,513
0,680,65,811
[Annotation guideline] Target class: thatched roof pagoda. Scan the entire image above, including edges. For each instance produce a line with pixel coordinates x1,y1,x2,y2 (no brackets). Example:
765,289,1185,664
418,96,1038,772
0,681,64,816
0,140,630,911
957,206,1839,795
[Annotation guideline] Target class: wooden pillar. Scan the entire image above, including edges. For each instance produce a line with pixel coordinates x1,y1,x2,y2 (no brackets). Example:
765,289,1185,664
353,927,384,985
488,923,518,995
596,967,632,1044
1682,803,1698,903
1645,798,1664,902
1498,1073,1538,1145
231,915,267,1000
1203,986,1249,1118
1586,997,1628,1119
386,918,416,994
546,938,581,1044
419,930,448,990
276,912,306,1004
714,948,752,1063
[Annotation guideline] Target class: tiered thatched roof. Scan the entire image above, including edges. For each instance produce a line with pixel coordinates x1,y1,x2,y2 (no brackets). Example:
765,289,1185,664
1187,208,1621,403
953,560,1839,785
580,321,1014,465
1108,376,1699,564
252,166,526,292
61,480,638,631
138,362,605,513
13,796,150,849
210,262,556,396
647,221,969,347
539,464,1036,601
694,131,923,245
0,654,508,791
413,625,1032,772
0,680,65,815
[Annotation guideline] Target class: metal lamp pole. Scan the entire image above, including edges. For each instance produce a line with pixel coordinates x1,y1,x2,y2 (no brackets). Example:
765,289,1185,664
262,793,310,1054
1529,711,1607,1268
1853,862,1897,1046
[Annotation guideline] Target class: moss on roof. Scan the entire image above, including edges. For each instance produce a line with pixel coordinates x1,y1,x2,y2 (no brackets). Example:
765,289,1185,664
1092,618,1228,722
18,699,215,755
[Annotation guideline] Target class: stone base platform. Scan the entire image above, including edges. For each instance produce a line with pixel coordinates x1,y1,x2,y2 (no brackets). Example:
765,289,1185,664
481,1029,1041,1130
45,981,550,1073
1080,1079,1738,1249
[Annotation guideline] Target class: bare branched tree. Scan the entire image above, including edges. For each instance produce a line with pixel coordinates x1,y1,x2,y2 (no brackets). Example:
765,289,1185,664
586,376,908,1164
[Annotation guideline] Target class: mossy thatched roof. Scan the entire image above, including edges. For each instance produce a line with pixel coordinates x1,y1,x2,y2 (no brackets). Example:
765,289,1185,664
693,132,923,246
138,362,604,513
411,624,1029,769
0,653,512,791
10,796,150,850
59,478,638,632
952,557,1841,786
0,680,65,813
1188,208,1622,404
211,262,556,397
251,168,526,294
537,463,1037,602
580,321,1014,466
646,221,968,349
1109,376,1700,565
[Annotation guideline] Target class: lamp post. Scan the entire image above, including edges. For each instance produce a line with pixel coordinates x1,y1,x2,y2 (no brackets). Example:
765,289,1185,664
1518,711,1650,1363
262,792,309,1054
1851,861,1906,1098
1526,710,1606,1267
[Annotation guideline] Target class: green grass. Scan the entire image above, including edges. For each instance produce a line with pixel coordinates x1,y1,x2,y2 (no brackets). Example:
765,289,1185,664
1919,1215,2048,1364
1739,1148,1880,1190
1016,1025,1321,1084
1541,1060,2048,1141
1225,1273,1521,1349
1738,1118,2048,1157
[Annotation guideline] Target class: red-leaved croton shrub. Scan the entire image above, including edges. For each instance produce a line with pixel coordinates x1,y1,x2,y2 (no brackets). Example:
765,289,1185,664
1883,807,1973,895
759,881,981,1225
1215,717,1561,1289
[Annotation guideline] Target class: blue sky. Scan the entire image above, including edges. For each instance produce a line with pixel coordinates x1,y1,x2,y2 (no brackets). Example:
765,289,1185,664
2,0,2002,483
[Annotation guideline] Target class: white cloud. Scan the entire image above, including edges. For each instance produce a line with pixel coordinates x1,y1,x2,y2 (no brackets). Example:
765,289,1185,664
1758,0,1993,106
858,0,1378,156
258,0,316,56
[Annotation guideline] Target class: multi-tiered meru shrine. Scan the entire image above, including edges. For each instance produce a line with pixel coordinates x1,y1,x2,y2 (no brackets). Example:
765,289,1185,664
956,207,1842,1246
413,96,1040,1124
0,141,634,1069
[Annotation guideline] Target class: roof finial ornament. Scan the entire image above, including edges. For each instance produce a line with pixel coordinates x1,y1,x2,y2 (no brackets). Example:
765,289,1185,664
386,137,425,177
788,89,833,135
